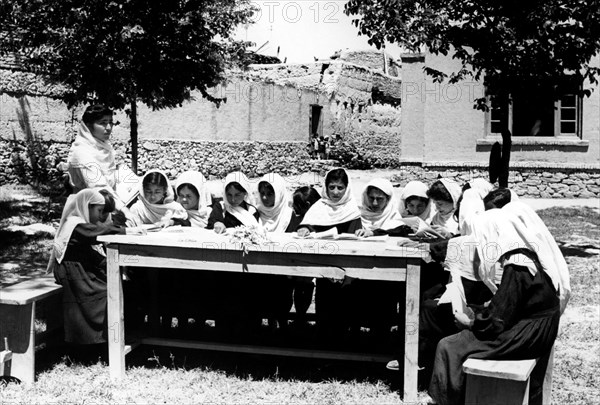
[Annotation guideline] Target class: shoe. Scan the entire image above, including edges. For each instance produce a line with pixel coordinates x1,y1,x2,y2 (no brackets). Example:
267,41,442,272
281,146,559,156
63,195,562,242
386,359,399,371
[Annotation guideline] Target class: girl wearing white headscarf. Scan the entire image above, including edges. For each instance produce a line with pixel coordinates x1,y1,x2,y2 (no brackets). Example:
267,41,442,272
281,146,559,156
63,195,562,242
399,180,434,222
208,171,259,233
51,189,122,345
356,178,405,237
129,170,188,227
429,209,561,405
257,173,296,233
427,179,462,237
297,168,361,236
175,170,213,228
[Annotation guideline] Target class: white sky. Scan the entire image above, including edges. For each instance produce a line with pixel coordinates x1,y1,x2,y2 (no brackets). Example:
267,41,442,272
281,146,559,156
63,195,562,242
234,1,404,63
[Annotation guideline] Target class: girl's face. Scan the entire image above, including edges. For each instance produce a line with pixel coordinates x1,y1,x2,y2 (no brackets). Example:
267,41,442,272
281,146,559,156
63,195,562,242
366,188,389,213
178,185,199,210
88,204,105,224
88,114,114,142
259,183,276,208
327,180,347,203
433,199,454,215
144,184,167,204
226,185,246,207
406,197,428,216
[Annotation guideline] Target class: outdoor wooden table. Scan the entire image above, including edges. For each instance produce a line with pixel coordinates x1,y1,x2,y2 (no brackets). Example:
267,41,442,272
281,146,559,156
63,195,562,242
98,227,425,402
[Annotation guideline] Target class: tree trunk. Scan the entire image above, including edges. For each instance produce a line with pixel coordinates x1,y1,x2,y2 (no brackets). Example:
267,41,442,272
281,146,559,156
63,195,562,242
130,100,138,175
499,127,512,188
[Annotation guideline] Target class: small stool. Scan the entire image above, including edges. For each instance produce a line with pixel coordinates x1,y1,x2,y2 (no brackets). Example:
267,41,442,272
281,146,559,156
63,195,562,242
463,358,538,405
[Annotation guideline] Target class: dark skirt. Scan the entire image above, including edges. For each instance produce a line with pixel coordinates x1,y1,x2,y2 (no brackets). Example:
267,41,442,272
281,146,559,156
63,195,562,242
54,261,108,344
428,307,560,405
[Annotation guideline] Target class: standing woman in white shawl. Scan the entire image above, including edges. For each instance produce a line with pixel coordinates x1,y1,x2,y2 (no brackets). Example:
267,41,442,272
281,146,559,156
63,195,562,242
427,179,462,238
296,168,361,237
207,171,259,234
52,189,122,347
429,209,561,405
129,170,188,227
175,170,213,228
356,178,405,237
257,173,296,233
66,105,137,223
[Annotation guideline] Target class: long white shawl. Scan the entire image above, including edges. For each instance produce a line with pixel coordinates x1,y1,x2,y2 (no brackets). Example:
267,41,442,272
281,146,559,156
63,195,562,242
300,168,360,227
257,173,293,233
398,180,434,222
129,170,188,225
359,178,404,231
175,170,212,228
222,172,259,227
430,178,462,235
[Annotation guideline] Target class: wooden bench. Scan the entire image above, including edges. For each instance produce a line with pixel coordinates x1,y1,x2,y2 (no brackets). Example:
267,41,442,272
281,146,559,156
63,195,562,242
0,275,63,384
463,347,555,405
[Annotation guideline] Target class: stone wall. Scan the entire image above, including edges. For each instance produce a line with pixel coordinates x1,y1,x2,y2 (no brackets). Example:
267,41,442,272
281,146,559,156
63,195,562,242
3,136,598,198
389,163,600,198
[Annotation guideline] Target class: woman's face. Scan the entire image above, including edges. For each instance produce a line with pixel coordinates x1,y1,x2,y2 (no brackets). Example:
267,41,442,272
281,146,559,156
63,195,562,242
88,204,105,224
366,188,389,213
259,183,276,208
433,199,454,215
327,180,347,203
144,184,166,204
88,114,114,142
226,185,246,207
406,197,427,216
178,185,199,210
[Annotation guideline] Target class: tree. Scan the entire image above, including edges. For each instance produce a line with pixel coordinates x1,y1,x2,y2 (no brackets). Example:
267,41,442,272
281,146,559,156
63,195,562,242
345,0,600,186
0,0,255,174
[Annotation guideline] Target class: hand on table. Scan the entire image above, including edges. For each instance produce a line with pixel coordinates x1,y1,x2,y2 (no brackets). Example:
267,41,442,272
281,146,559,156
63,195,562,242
296,228,311,238
213,222,226,234
355,229,373,237
431,225,453,239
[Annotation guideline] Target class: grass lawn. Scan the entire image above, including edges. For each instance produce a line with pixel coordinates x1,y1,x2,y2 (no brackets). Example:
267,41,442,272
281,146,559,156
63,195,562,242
1,184,598,404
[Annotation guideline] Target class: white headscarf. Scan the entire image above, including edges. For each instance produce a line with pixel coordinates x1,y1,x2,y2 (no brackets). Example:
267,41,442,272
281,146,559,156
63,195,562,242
67,121,117,192
51,189,105,265
503,200,570,314
175,170,212,228
129,170,188,225
458,188,486,235
398,180,434,222
359,178,404,231
470,209,561,297
468,178,494,196
222,172,260,227
257,173,294,233
430,178,462,235
300,168,360,227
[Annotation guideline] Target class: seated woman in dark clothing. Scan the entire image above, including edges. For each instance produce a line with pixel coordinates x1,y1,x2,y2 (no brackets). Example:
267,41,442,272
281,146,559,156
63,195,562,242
296,168,362,343
428,209,564,405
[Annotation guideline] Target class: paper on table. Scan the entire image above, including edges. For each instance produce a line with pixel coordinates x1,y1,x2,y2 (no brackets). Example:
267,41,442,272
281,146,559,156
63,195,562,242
401,217,445,239
293,227,339,239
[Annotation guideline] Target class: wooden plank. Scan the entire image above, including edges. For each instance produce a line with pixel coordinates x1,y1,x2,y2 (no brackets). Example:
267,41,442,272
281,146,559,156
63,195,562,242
140,337,391,362
98,231,426,258
116,245,407,282
463,358,537,381
106,246,126,380
0,276,62,305
403,258,421,403
465,374,530,405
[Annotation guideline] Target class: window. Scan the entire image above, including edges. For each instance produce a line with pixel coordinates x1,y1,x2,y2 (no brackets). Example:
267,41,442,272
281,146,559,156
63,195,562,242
487,79,582,138
309,104,323,139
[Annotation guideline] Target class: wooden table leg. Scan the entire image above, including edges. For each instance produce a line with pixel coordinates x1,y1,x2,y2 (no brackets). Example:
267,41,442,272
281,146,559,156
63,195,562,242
403,258,421,402
107,245,125,380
